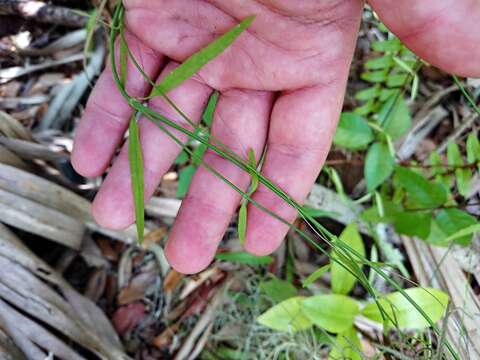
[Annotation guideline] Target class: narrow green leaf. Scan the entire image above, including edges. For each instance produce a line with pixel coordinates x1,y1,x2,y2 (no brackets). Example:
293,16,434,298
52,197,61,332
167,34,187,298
247,148,258,193
333,112,374,150
362,287,449,330
329,327,361,360
365,142,394,192
302,264,331,288
119,32,128,86
202,91,219,127
395,167,447,208
174,150,189,165
257,296,312,332
176,164,196,198
215,251,272,266
302,294,360,333
150,16,254,96
331,224,365,295
238,202,247,245
436,209,478,246
261,277,297,303
128,118,144,244
191,141,208,167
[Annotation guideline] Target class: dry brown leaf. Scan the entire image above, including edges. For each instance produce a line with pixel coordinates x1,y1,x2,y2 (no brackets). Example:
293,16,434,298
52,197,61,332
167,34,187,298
164,269,184,294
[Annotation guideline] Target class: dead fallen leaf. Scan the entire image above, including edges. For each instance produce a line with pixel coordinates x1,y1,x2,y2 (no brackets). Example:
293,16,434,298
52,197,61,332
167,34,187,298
112,302,146,337
164,270,184,294
117,271,157,305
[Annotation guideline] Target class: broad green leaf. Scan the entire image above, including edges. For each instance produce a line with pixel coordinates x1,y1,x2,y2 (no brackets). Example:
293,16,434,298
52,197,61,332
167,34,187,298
360,200,402,224
176,164,196,198
447,142,471,197
379,88,398,102
128,118,144,244
393,56,416,75
257,296,312,332
215,347,247,360
302,264,331,288
260,277,297,303
151,16,254,96
365,142,394,192
436,209,478,246
378,95,411,140
354,99,377,115
328,327,361,360
392,210,432,239
429,151,445,182
355,86,380,101
443,223,480,244
333,112,374,150
238,202,247,245
361,70,388,83
331,224,365,295
215,251,272,266
302,295,360,334
447,142,463,167
372,38,402,52
365,55,393,70
395,167,447,208
466,132,480,166
426,219,449,247
457,167,473,198
386,73,409,87
202,91,219,126
362,287,449,330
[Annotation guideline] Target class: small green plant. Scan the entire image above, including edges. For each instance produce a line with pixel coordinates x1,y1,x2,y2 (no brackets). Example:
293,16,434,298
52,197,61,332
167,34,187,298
256,224,449,359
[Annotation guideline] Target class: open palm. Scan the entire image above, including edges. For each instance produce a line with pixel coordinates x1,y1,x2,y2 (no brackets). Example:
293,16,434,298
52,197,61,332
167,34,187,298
72,0,480,273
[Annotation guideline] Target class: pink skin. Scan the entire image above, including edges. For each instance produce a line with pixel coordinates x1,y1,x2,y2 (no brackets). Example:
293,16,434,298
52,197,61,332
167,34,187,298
72,0,480,274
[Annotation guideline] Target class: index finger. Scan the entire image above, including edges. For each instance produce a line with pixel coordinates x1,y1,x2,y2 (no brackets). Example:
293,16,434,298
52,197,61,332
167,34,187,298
71,31,164,177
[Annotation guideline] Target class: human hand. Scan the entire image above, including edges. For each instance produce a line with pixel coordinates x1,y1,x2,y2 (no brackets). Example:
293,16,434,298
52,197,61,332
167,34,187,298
72,0,480,273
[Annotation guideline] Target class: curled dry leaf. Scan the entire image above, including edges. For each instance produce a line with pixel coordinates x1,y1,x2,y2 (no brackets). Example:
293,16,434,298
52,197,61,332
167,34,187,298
112,302,147,338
